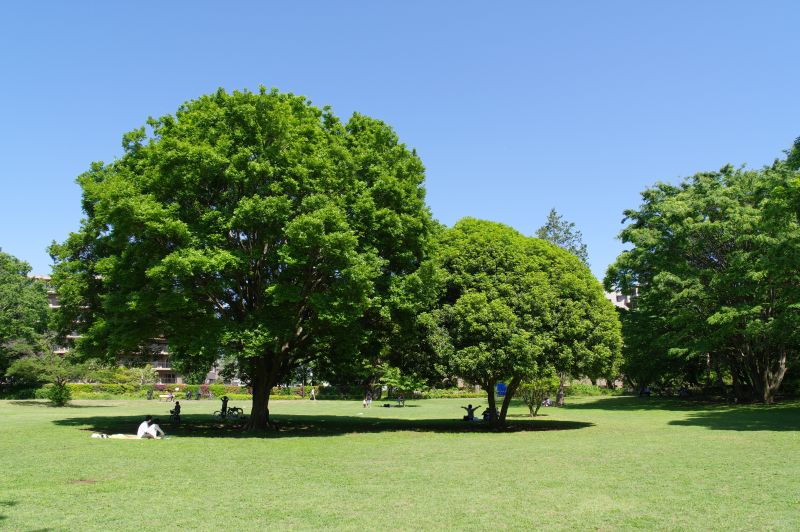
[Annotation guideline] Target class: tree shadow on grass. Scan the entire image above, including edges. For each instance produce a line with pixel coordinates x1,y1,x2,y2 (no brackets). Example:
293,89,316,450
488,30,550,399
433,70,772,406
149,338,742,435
52,413,593,438
668,404,800,432
0,500,17,522
564,396,724,412
8,400,112,409
564,396,800,431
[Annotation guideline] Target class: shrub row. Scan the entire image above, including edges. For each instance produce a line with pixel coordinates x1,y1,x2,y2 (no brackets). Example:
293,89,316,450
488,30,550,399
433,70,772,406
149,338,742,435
418,388,487,399
18,383,629,401
564,384,626,397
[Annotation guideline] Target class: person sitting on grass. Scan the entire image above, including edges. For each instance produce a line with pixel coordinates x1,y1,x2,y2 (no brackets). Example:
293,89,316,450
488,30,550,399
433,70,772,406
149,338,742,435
461,404,482,421
170,401,181,417
136,416,165,439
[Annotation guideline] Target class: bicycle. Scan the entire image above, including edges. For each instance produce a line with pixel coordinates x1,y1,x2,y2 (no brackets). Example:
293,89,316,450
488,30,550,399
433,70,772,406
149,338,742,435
213,406,244,420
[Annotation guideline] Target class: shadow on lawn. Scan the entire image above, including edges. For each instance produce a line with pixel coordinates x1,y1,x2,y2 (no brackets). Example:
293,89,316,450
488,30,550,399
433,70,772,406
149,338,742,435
52,414,593,438
668,403,800,432
0,500,17,522
8,400,112,409
566,396,800,432
565,396,721,412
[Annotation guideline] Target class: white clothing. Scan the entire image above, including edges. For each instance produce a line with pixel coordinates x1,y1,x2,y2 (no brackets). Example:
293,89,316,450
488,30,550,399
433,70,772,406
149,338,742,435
145,424,165,438
136,420,150,438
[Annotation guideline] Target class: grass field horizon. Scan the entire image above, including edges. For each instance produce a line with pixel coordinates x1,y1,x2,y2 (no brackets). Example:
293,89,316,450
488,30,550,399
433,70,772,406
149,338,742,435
2,396,798,530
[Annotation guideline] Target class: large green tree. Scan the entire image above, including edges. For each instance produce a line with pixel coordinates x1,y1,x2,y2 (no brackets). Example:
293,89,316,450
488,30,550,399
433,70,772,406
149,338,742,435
50,88,433,429
0,249,50,380
422,218,620,423
606,154,800,403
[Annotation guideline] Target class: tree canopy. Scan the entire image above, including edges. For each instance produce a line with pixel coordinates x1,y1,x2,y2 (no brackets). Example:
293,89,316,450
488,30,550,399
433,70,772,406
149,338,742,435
50,87,433,429
605,149,800,403
422,218,620,422
0,249,50,380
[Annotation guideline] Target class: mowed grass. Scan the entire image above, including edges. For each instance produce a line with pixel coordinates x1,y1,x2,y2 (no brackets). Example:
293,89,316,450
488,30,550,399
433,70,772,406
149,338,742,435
1,396,798,530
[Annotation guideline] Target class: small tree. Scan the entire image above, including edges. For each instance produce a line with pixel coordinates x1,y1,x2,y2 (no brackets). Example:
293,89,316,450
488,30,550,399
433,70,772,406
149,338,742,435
6,350,85,406
518,370,560,417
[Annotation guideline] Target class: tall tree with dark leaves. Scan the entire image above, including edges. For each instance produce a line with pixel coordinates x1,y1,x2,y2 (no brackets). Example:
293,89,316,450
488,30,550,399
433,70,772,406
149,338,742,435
536,208,589,266
50,88,433,429
606,145,800,403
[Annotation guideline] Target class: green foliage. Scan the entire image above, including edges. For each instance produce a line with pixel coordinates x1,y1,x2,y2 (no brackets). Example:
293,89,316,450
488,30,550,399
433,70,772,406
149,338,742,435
519,369,560,416
50,87,433,429
418,388,486,399
535,208,589,266
606,145,800,403
87,364,159,386
378,363,426,395
45,382,71,406
0,250,50,378
7,350,88,406
422,218,621,421
563,383,623,397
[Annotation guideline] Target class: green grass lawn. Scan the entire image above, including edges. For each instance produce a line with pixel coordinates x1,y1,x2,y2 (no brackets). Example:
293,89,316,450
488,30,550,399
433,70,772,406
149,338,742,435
1,396,798,530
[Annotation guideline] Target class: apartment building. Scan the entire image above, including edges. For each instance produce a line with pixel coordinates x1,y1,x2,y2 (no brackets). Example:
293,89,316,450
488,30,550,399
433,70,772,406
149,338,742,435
604,288,637,310
32,275,210,385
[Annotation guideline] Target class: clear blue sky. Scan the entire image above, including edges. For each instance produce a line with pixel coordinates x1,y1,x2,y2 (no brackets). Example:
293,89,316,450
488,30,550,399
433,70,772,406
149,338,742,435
1,1,798,279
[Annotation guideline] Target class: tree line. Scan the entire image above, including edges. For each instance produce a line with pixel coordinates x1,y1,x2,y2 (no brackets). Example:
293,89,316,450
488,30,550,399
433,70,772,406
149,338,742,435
9,87,795,425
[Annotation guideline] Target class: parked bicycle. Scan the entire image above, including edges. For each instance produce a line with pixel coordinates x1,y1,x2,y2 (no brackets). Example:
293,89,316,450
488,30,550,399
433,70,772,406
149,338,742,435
212,396,244,420
213,406,243,420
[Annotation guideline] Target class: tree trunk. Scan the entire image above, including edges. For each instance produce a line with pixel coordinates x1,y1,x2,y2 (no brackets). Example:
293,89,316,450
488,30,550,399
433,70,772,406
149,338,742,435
499,376,521,422
246,357,277,431
748,349,787,405
486,380,497,423
556,372,566,407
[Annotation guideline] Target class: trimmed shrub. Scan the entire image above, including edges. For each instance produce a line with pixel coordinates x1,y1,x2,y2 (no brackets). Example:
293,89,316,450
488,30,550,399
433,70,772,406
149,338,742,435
564,383,624,397
47,383,72,406
419,388,487,399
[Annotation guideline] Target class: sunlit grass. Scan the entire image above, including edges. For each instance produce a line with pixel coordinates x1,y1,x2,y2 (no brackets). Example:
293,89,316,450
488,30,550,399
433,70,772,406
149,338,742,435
1,396,798,530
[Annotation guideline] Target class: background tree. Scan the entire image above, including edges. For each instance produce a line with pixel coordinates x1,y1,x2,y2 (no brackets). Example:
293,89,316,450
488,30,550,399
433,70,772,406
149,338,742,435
606,150,800,403
6,340,86,406
0,250,50,383
50,88,433,429
518,368,560,417
536,208,589,266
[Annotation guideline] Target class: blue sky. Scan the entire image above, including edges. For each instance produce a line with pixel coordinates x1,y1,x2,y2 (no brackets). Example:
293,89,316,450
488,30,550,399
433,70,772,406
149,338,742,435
1,1,798,279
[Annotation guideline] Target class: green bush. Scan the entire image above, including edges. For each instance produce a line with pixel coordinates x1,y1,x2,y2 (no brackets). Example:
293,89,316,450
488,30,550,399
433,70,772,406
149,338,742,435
419,388,487,399
47,383,72,406
564,383,624,397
